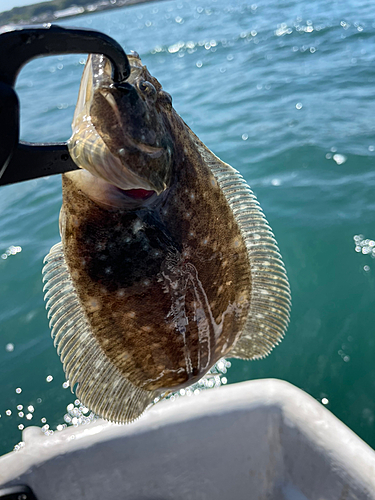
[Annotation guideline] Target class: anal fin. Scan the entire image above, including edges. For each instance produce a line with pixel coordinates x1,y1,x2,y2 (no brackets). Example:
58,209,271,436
42,242,157,423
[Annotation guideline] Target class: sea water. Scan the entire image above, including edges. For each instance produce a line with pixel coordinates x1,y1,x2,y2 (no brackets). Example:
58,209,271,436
0,0,374,454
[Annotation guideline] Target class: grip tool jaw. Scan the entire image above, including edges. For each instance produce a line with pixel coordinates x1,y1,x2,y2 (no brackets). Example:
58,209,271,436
0,24,130,186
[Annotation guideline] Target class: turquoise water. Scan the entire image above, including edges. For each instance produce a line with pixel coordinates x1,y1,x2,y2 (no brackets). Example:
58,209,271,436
1,0,375,454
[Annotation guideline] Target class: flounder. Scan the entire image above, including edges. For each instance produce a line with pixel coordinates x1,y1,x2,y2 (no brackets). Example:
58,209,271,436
42,53,291,423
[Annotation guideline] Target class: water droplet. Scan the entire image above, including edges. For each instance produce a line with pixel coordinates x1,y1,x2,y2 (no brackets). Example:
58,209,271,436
333,154,347,165
296,102,303,110
46,375,53,383
13,441,25,452
196,60,203,68
5,343,14,352
241,133,248,141
15,387,22,394
321,398,329,405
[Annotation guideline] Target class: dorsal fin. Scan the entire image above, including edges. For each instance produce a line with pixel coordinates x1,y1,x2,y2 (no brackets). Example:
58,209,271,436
188,129,291,359
42,242,157,423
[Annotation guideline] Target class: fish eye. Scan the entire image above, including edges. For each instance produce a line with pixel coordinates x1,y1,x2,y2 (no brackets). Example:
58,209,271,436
138,80,157,99
159,91,173,110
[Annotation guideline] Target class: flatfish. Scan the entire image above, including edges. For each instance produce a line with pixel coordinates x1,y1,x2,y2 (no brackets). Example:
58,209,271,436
42,53,291,423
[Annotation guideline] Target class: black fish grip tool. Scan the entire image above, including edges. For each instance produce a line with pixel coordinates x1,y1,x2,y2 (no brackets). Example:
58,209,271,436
0,24,130,186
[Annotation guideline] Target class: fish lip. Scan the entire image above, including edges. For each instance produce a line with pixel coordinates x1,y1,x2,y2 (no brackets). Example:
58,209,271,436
118,138,164,159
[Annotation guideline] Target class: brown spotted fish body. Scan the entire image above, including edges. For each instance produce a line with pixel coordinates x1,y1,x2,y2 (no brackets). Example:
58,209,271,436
43,54,291,422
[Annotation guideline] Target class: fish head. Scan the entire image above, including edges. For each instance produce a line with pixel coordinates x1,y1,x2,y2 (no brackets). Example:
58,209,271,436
68,53,175,199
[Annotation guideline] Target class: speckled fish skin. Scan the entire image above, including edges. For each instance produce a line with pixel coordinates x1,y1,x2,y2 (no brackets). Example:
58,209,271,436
62,54,251,391
43,53,290,422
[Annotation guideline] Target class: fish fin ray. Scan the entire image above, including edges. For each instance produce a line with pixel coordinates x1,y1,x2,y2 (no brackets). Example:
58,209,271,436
189,131,291,360
42,242,157,423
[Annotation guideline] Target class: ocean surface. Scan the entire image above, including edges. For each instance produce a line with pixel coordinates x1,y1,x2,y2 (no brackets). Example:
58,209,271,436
1,0,375,455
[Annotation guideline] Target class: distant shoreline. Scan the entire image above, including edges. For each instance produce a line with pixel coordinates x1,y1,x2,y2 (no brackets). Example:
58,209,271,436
0,0,163,29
